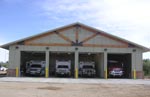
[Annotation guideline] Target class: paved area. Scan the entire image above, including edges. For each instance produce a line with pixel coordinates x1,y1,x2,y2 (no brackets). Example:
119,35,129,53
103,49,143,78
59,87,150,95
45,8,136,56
0,77,150,85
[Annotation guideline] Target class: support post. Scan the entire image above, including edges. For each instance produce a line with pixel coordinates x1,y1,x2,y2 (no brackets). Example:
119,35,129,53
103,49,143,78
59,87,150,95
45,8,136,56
16,67,19,77
105,68,107,79
132,52,136,79
75,49,79,78
15,50,20,77
134,69,136,79
75,68,78,78
45,51,49,78
104,52,107,79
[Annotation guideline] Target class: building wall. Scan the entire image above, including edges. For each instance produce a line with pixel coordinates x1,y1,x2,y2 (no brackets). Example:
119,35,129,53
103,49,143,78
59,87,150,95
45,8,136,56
78,28,94,42
25,27,127,47
28,34,68,44
9,46,20,69
8,46,20,76
8,45,144,78
132,50,143,78
86,35,124,45
61,28,76,42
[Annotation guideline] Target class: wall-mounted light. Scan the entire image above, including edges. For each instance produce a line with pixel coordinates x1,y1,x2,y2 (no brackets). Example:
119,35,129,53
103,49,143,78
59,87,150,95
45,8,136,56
104,48,107,51
75,47,78,51
133,49,136,52
88,53,91,55
46,47,49,50
15,46,19,49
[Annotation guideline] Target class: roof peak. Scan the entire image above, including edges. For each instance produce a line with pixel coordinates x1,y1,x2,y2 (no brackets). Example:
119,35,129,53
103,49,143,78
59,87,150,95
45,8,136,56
0,22,149,52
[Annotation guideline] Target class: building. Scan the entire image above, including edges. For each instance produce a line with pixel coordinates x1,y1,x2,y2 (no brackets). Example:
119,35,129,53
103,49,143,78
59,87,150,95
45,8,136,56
0,22,149,79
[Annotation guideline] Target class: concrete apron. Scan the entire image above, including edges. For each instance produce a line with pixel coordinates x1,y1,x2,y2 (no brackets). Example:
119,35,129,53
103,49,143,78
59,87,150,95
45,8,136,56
0,77,150,85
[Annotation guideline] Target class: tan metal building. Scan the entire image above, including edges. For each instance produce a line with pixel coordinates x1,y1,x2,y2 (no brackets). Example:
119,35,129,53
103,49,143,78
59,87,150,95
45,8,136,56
1,22,149,79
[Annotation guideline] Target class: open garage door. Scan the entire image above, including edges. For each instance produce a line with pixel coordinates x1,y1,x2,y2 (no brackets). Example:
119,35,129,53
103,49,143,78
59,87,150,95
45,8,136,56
79,53,103,78
20,51,45,77
107,53,131,78
49,52,74,78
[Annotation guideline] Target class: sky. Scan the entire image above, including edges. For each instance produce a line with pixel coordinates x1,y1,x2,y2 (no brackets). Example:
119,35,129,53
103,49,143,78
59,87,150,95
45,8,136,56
0,0,150,62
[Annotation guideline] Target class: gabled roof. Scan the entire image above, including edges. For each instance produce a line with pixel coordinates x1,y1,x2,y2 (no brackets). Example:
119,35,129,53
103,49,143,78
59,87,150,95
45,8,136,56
0,22,149,52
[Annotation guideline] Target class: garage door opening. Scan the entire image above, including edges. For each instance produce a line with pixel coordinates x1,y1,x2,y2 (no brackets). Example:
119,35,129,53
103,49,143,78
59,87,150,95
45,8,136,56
79,53,102,78
107,53,131,78
20,51,45,77
49,52,74,78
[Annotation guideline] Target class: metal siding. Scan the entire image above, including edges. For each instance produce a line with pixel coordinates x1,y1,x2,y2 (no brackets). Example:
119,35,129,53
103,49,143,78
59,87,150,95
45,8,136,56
5,23,147,78
17,45,140,53
2,22,149,52
131,49,143,71
75,50,79,78
135,52,143,71
21,45,47,51
132,52,136,72
30,35,51,44
104,52,107,79
27,34,68,44
100,53,104,78
87,35,124,45
9,45,143,77
9,46,20,70
78,28,93,42
61,28,75,42
9,47,15,69
25,27,126,46
104,52,107,71
15,50,21,76
45,51,50,77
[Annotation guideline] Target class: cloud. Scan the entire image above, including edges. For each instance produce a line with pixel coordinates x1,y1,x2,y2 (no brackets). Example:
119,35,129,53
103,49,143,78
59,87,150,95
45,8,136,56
35,0,150,59
36,0,150,44
0,0,149,61
0,48,8,62
35,0,103,23
0,39,9,62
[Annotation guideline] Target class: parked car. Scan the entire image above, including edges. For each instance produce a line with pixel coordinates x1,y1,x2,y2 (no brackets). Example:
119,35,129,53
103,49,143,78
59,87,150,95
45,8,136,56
55,60,71,77
79,61,96,77
26,60,45,76
0,66,8,71
109,67,124,77
0,66,8,75
108,60,124,77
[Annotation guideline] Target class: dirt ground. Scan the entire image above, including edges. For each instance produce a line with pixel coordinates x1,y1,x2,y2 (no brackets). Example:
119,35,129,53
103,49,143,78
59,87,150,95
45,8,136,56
0,82,150,97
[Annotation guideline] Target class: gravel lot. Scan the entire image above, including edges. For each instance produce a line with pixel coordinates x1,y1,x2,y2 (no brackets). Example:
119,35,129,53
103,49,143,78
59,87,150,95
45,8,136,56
0,77,150,85
0,81,150,97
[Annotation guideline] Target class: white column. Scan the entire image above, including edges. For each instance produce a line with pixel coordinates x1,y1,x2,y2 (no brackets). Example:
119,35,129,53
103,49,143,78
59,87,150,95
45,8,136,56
15,50,20,77
75,49,79,78
104,52,107,79
45,51,49,78
132,52,136,79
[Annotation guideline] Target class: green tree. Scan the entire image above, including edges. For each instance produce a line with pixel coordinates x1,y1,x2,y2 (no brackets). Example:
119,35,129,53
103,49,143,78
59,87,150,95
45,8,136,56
143,59,150,76
0,61,8,68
